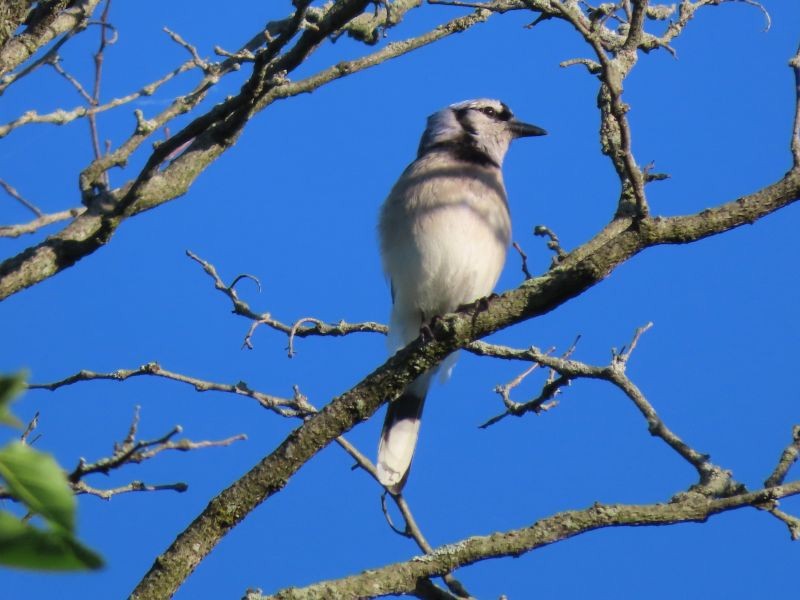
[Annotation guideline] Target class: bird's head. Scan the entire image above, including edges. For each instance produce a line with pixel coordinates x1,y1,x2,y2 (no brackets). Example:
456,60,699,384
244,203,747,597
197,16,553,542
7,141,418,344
418,99,547,167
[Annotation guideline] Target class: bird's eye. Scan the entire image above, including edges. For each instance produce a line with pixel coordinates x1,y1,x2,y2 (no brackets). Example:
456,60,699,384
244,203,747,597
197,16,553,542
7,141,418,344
480,106,497,118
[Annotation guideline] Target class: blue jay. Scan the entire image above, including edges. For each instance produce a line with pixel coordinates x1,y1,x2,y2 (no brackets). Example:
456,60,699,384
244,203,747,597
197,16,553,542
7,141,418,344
377,99,547,492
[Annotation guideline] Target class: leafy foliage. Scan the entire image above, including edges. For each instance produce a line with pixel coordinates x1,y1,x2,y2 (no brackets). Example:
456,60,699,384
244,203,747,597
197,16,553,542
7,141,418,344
0,374,102,571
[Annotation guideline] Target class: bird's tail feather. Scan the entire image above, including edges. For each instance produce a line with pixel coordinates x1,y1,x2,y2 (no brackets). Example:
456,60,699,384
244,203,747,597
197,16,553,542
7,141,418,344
377,389,427,494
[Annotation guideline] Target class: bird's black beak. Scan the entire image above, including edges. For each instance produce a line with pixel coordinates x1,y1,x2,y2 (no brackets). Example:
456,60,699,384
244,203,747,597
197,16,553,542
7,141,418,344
510,119,547,138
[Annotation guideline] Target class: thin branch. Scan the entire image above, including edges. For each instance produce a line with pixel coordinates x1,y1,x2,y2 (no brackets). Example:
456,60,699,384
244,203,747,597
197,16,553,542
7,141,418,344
67,405,246,483
0,26,81,95
336,441,471,597
0,406,245,504
86,0,114,185
49,57,93,103
29,362,302,417
73,479,189,500
790,42,800,167
614,321,651,364
394,495,473,598
20,412,40,444
511,241,532,280
735,0,770,32
533,224,567,266
765,507,800,540
42,357,473,599
559,56,602,73
0,56,200,139
765,425,800,488
473,325,733,495
480,341,579,427
163,27,209,71
258,480,800,599
0,179,42,217
757,425,800,539
186,250,387,351
0,208,85,238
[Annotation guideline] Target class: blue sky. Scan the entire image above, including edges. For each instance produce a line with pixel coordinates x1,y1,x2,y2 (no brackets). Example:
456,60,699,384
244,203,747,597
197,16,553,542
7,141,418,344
1,1,799,598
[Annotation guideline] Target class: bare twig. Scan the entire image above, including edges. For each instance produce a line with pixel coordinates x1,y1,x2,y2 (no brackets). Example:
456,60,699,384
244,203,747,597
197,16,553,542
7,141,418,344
790,42,800,167
49,56,93,102
766,507,800,540
186,250,387,351
511,241,532,280
473,325,732,494
20,412,40,444
334,434,471,596
480,343,575,428
164,27,209,71
736,0,771,31
560,56,602,73
29,362,302,417
67,405,246,483
73,479,189,500
0,208,85,238
87,0,114,185
0,179,42,217
533,225,567,266
757,425,800,539
394,494,473,598
0,58,200,139
0,405,244,503
765,425,800,488
614,321,652,364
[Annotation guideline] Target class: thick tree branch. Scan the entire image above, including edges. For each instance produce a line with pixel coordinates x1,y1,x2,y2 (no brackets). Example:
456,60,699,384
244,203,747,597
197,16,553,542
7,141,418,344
3,3,796,597
0,0,102,76
0,4,494,302
128,163,800,599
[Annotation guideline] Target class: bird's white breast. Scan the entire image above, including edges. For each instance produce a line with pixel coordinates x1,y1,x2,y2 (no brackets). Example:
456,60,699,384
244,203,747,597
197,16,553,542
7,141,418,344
379,152,511,348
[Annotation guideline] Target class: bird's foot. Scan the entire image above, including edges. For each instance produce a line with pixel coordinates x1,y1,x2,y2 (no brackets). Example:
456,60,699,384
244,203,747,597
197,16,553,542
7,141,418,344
476,293,498,312
419,317,436,344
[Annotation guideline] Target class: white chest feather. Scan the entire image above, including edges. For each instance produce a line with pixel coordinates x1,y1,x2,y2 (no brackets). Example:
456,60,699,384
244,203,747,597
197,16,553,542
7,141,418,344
379,152,511,347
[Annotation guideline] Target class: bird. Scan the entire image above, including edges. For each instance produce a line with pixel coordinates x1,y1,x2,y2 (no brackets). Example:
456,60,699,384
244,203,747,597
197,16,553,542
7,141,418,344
376,98,547,493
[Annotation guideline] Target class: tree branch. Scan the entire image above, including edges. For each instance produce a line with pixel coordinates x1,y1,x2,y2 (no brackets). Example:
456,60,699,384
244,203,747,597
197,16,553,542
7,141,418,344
127,160,800,599
790,41,800,166
0,0,102,77
0,207,85,238
0,178,42,216
186,250,387,352
0,3,494,302
29,362,302,417
257,480,800,599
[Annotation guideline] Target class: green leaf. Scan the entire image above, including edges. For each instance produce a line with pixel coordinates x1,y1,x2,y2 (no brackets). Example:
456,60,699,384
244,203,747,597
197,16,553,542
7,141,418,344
0,442,75,533
0,511,103,571
0,372,26,428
